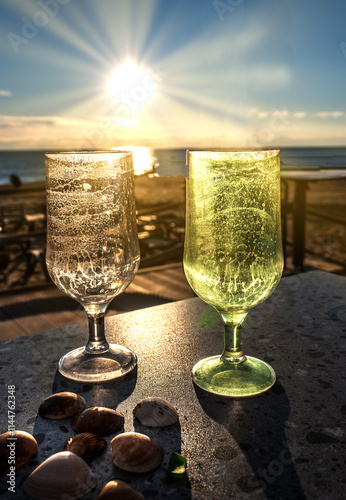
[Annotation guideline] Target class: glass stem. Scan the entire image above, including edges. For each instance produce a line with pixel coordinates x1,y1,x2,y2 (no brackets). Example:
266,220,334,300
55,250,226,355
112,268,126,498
221,322,246,364
86,313,109,354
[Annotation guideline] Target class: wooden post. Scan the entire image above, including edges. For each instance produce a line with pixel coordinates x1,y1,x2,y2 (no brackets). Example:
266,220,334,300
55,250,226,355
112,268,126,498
293,180,308,270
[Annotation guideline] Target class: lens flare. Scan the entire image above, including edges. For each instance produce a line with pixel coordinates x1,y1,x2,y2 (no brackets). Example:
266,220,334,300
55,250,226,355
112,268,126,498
107,60,158,110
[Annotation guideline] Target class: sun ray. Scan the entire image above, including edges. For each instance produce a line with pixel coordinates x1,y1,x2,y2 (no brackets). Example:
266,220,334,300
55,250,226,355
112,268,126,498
0,0,303,150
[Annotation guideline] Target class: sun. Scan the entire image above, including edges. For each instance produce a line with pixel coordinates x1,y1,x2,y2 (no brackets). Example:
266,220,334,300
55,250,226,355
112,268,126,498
107,60,157,110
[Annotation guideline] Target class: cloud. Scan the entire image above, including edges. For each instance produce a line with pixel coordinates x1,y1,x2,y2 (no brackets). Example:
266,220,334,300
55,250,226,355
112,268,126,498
0,90,12,97
249,108,288,120
0,114,172,150
0,115,83,128
257,111,269,119
249,109,344,120
0,107,346,151
313,111,344,118
0,115,93,149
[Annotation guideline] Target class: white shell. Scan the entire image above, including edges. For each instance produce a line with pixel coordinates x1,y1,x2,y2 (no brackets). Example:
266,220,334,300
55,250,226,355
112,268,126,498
133,397,179,428
97,480,144,500
23,451,97,500
111,432,164,473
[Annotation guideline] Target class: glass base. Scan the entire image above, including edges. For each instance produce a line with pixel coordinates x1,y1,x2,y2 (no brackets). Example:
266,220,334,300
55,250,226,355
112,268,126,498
192,355,276,397
58,344,137,383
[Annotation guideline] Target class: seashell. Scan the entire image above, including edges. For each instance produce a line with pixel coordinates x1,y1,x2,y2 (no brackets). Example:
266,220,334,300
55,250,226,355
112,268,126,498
72,406,124,436
0,430,38,475
23,451,97,500
110,432,164,473
64,432,107,459
133,397,179,428
38,392,86,420
97,480,144,500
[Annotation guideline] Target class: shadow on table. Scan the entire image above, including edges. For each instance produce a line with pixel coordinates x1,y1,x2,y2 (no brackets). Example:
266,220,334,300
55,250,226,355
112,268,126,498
31,366,138,444
50,366,138,407
28,370,138,496
125,419,191,499
195,381,306,500
0,292,172,320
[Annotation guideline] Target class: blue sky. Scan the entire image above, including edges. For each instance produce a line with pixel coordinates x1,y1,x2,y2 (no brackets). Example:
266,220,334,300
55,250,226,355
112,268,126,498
0,0,345,149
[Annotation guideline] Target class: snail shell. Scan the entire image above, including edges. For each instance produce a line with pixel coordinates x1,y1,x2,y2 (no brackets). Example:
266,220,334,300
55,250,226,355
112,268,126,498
110,432,164,473
38,392,86,419
133,397,179,428
0,430,38,474
72,406,124,436
23,451,97,500
64,432,107,459
97,480,144,500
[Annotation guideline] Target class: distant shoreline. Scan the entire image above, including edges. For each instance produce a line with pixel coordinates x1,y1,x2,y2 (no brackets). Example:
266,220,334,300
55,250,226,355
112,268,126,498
0,171,344,295
0,180,45,193
0,146,346,185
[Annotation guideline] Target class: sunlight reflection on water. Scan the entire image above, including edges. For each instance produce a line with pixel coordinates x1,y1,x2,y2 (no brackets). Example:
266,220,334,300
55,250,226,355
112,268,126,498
112,146,159,176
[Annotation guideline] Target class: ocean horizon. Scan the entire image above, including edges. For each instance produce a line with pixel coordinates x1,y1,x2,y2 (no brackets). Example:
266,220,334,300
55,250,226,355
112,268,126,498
0,146,345,185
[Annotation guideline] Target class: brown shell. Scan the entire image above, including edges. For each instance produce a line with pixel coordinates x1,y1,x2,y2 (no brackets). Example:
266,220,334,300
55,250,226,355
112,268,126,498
23,451,96,500
38,392,86,419
133,397,179,428
97,480,144,500
72,406,124,436
110,432,164,473
64,432,107,459
0,431,38,475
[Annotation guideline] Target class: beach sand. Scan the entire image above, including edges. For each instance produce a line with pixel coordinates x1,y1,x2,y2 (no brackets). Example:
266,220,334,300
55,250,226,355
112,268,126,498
283,178,346,274
0,174,345,296
0,174,344,339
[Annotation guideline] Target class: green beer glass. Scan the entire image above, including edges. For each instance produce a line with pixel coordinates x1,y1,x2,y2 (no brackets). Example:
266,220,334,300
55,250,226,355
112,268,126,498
184,150,283,397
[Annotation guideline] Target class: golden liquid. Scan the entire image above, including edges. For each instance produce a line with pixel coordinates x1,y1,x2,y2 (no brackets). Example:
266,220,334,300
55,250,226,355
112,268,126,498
184,151,283,316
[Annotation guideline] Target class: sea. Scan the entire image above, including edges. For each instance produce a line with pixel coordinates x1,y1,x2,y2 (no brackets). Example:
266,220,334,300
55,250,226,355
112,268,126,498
0,147,345,185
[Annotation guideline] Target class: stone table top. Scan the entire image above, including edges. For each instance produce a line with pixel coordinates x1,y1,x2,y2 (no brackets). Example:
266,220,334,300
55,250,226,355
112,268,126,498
0,270,345,499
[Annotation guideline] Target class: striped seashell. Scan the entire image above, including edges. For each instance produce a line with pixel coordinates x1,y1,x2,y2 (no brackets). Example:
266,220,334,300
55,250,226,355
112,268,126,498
64,432,107,459
133,397,179,428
